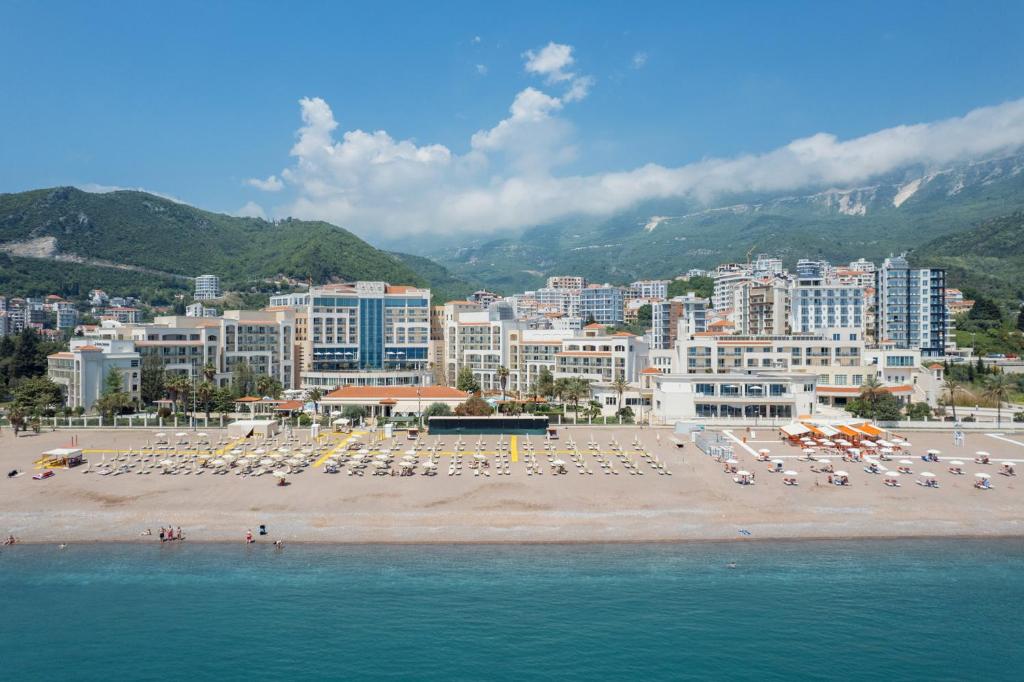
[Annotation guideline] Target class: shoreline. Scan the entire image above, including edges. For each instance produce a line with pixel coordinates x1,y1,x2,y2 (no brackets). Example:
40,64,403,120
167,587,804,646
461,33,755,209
6,531,1024,547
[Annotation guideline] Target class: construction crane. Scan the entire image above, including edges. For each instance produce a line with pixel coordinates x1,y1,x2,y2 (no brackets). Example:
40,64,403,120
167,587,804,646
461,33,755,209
745,245,756,265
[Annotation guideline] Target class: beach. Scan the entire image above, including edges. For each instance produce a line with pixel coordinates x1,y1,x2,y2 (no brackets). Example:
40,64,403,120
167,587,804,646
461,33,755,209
1,425,1021,544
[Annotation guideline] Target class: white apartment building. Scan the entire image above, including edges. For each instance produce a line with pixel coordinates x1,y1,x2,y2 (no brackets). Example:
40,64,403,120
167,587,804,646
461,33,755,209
628,279,669,301
651,293,708,350
789,283,865,334
185,303,218,318
47,338,141,411
579,284,626,325
733,279,789,335
554,325,648,384
194,274,222,301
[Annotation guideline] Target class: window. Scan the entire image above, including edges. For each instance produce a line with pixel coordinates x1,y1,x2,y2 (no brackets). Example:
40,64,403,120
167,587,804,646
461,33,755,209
852,374,863,386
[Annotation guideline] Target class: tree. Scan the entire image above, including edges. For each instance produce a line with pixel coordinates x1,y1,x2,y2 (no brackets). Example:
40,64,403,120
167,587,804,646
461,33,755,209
423,402,452,417
201,362,217,383
95,367,132,419
140,354,166,406
456,366,481,394
636,304,652,329
584,399,602,420
7,406,26,437
1017,304,1024,332
255,374,278,398
536,367,555,400
230,360,255,397
454,396,493,416
906,402,932,421
942,377,962,422
496,366,510,400
13,376,65,415
983,374,1013,427
307,388,323,415
859,376,885,413
341,404,367,422
968,296,1002,323
165,374,191,413
611,376,629,412
196,380,215,419
562,377,592,415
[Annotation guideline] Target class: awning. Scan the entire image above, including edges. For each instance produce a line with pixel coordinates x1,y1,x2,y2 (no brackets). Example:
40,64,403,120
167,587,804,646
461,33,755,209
780,424,811,437
837,425,860,438
854,423,885,437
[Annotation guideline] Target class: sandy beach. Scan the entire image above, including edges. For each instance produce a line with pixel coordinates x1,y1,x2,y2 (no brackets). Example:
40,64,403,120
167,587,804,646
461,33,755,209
1,425,1021,544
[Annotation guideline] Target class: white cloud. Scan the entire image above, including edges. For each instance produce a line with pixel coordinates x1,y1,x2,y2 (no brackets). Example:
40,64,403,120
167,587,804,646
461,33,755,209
246,174,284,191
475,64,488,76
632,51,648,69
472,35,481,44
524,42,575,83
252,49,1024,240
235,201,267,219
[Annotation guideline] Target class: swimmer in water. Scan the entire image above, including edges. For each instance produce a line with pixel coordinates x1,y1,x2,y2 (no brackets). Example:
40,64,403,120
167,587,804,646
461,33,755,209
726,562,737,569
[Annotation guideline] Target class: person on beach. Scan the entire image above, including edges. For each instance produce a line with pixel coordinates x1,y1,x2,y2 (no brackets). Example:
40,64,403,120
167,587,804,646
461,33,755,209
141,529,152,536
159,527,166,542
245,529,254,544
4,534,15,545
177,526,184,541
274,540,284,549
166,527,174,541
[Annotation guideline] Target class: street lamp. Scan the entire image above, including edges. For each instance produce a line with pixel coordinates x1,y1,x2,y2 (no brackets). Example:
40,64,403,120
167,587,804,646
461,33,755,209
416,386,422,429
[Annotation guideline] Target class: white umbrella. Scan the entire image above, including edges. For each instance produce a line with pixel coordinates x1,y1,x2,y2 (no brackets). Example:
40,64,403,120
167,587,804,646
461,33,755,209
405,449,417,456
375,453,390,461
949,460,964,466
1001,461,1014,467
899,459,913,465
771,459,784,465
817,457,831,464
784,470,798,476
758,448,771,455
552,459,566,466
474,453,486,460
927,449,941,455
286,458,303,467
272,470,287,479
374,460,389,469
975,473,991,479
885,471,901,480
399,461,415,469
175,432,187,438
976,451,991,457
726,458,739,465
835,470,849,477
198,432,208,438
259,457,275,467
422,462,437,469
160,459,174,467
737,470,750,476
921,472,936,478
803,448,816,454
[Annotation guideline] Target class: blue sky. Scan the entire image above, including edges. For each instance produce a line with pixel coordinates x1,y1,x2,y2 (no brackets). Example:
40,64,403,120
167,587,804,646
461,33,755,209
2,1,1024,242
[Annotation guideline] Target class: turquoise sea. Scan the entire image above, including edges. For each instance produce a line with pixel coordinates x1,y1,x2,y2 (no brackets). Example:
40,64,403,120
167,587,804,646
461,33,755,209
2,540,1022,681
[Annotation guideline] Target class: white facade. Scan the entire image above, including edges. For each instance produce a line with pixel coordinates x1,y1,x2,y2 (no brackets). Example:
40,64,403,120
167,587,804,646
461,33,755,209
194,274,222,301
652,372,817,421
628,279,669,300
789,283,865,334
876,255,947,356
47,338,141,411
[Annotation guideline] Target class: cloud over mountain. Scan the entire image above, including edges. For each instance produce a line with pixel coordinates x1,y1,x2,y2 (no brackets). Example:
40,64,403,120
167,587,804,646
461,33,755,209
245,42,1024,239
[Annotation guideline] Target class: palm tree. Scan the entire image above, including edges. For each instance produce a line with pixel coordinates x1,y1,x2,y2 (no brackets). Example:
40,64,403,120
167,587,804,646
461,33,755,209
611,376,629,413
202,362,217,383
860,375,885,412
255,374,274,398
565,377,592,416
165,374,191,413
943,377,962,422
307,388,323,415
196,381,215,419
584,399,602,420
982,374,1013,427
496,366,510,401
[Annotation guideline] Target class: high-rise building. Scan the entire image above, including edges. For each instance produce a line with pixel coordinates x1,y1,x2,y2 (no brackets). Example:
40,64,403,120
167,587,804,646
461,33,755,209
194,274,222,301
876,255,947,357
651,293,708,350
628,280,669,301
303,282,431,389
789,283,864,334
546,275,586,291
580,284,625,325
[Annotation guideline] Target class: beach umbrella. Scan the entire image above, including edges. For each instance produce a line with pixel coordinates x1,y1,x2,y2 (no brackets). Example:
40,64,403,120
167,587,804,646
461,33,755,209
399,461,415,469
474,453,486,461
817,457,831,464
422,462,437,469
885,472,901,480
976,451,991,457
784,470,798,476
286,458,303,467
405,449,417,456
375,453,390,461
552,459,566,466
259,457,275,467
175,432,187,438
772,459,784,466
160,459,174,467
921,472,936,478
803,448,816,454
927,449,941,456
758,448,771,455
374,460,389,469
272,470,287,479
975,473,990,479
726,458,739,465
880,447,894,453
198,432,208,438
737,470,750,476
899,459,913,465
835,470,849,477
211,458,226,467
1001,461,1014,467
949,460,964,466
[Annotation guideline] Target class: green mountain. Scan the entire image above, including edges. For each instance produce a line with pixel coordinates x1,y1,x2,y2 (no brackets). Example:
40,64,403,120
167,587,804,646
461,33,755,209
912,211,1024,307
0,187,472,303
432,153,1024,293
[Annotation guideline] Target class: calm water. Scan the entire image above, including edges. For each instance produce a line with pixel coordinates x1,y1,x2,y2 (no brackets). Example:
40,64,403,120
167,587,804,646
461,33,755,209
1,540,1022,681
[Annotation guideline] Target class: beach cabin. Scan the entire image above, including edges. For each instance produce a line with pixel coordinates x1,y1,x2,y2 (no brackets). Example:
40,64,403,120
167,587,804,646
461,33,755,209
35,448,84,469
